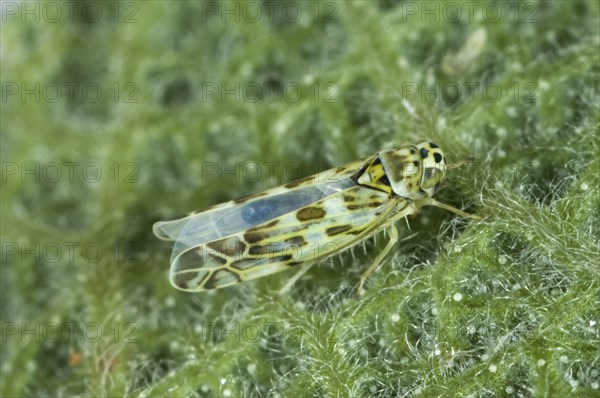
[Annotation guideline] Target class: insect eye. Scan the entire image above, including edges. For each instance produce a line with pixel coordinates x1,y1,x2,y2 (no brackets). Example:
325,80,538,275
422,167,445,189
433,152,443,163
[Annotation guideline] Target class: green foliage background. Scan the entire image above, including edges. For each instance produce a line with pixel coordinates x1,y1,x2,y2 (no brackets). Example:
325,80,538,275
1,1,599,397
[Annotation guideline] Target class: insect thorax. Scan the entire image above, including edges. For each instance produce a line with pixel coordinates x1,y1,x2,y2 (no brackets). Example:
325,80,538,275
356,141,447,200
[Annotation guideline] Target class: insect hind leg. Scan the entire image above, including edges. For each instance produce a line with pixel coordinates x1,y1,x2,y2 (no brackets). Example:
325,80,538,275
357,224,399,298
275,263,316,299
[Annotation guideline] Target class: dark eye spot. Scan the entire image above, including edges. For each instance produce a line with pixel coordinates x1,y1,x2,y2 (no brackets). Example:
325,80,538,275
420,148,429,159
380,175,391,186
413,160,419,167
429,142,439,148
410,149,416,155
433,152,443,163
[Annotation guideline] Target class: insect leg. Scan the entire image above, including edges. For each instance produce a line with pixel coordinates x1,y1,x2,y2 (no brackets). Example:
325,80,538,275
416,198,481,220
275,263,316,298
357,224,399,298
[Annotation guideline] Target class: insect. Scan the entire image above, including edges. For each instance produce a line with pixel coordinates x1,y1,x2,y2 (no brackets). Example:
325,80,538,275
153,141,478,297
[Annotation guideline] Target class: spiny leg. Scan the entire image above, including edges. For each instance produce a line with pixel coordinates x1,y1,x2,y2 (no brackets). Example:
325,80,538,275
275,262,315,299
357,224,399,298
416,198,481,220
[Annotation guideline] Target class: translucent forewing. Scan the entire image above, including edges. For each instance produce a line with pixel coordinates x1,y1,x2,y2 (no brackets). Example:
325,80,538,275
153,156,382,290
169,178,357,263
152,156,370,243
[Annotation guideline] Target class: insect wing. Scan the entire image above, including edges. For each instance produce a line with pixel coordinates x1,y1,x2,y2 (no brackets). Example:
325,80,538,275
170,185,400,291
152,156,370,243
162,178,356,261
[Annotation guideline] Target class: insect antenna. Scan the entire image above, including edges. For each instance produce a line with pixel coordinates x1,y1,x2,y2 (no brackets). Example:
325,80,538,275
446,156,475,170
